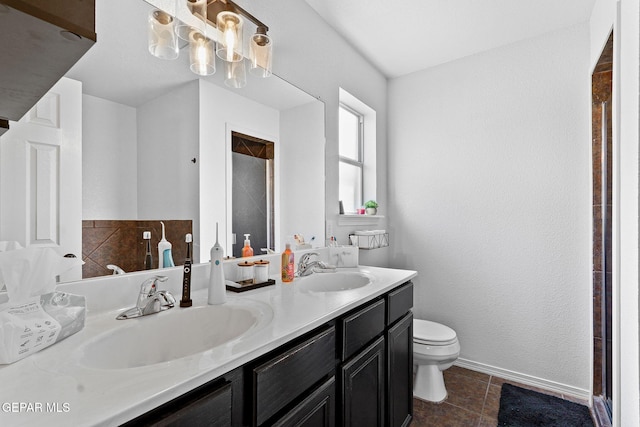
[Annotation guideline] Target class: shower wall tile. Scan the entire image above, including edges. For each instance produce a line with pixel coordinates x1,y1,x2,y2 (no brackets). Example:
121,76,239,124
593,272,602,340
82,220,192,279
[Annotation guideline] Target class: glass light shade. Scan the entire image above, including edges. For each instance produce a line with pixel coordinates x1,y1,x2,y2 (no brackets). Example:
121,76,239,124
216,11,244,62
175,0,207,41
224,60,247,88
148,9,179,60
249,31,272,77
189,31,215,76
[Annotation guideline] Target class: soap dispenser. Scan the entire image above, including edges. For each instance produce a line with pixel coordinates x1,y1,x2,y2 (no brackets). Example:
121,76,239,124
158,221,175,269
208,223,226,305
242,233,254,257
281,243,294,282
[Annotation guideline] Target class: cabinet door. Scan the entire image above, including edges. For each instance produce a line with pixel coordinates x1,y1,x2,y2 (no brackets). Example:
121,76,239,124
387,312,413,427
341,336,385,427
273,376,336,427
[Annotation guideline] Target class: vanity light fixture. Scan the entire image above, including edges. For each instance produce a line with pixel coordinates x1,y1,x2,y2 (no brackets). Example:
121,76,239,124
147,9,179,60
249,26,272,78
189,30,215,76
147,0,273,87
216,10,243,63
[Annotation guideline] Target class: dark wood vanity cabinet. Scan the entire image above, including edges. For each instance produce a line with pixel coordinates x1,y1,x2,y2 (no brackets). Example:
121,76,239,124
122,368,242,427
252,326,337,426
338,281,414,427
387,312,413,427
122,281,413,427
386,282,414,427
340,336,386,426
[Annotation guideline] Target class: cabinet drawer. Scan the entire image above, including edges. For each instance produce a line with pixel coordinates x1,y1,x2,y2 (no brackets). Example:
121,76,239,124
135,381,232,427
386,282,413,326
254,326,336,426
341,298,385,361
273,376,336,427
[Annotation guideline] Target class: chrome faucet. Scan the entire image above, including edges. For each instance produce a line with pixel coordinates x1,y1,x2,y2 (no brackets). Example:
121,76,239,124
117,275,176,320
297,253,336,277
107,264,126,275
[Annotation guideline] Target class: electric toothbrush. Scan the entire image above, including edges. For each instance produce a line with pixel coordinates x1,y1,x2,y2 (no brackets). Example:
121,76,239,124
143,231,153,270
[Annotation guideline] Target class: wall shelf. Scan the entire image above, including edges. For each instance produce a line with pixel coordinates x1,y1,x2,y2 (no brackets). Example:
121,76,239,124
338,214,384,226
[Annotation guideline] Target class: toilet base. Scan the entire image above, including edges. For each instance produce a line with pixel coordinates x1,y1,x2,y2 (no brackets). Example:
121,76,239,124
413,364,447,403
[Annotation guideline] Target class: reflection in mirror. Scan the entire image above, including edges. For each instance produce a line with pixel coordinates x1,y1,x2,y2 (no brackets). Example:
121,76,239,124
49,0,326,279
231,132,275,258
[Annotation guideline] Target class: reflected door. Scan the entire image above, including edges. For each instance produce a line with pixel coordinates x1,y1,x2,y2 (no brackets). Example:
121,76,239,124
231,132,274,258
0,77,82,281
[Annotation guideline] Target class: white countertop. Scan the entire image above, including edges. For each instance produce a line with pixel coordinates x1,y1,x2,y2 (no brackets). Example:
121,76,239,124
0,263,416,427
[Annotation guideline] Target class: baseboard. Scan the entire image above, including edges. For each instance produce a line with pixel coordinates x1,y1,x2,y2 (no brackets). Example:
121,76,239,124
454,358,592,403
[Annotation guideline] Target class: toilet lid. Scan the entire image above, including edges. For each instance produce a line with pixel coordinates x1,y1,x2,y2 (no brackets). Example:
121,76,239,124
413,319,458,346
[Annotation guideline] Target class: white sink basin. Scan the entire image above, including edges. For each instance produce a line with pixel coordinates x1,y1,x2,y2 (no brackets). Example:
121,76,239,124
298,271,372,292
78,299,272,369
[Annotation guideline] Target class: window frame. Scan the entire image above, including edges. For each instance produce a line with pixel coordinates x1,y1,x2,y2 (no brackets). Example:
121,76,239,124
339,102,365,212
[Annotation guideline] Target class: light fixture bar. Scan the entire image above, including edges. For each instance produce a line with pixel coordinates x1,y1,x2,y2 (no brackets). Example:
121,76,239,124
206,0,269,33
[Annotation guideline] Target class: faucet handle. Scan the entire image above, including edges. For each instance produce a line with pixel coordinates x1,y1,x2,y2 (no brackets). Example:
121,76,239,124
300,252,319,266
137,275,169,308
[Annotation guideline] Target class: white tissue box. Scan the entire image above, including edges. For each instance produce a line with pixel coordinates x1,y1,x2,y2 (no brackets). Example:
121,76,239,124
0,291,86,364
329,246,358,268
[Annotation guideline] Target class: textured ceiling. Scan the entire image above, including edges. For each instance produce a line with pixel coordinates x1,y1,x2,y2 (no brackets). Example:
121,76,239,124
305,0,596,78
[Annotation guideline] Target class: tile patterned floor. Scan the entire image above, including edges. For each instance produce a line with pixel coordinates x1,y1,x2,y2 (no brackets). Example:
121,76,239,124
411,365,594,427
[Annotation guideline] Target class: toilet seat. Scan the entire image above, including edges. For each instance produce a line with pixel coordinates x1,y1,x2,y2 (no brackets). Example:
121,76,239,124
413,319,458,346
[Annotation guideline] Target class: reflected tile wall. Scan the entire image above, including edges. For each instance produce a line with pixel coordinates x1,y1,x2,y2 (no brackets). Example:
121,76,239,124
82,220,192,278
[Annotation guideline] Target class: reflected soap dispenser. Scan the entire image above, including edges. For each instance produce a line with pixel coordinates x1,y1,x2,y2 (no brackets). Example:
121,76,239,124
242,234,254,258
208,222,226,305
158,221,175,269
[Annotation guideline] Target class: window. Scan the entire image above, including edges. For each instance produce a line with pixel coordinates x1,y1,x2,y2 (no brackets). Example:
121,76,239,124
339,104,363,213
338,88,376,214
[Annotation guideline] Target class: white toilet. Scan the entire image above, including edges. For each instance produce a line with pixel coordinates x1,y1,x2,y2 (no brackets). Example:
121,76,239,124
413,319,460,402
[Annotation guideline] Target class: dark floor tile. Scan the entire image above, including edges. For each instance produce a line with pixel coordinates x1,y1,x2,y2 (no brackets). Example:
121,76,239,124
489,376,564,400
442,370,489,414
482,383,502,421
412,367,586,427
478,415,497,427
448,365,491,383
413,398,480,427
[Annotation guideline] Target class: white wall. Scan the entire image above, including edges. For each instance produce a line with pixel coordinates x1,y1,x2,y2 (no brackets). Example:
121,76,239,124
82,94,137,219
388,24,592,394
235,0,389,264
280,101,326,246
198,80,279,261
137,81,201,259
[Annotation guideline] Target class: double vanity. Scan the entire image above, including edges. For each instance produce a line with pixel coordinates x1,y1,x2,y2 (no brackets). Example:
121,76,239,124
0,256,416,426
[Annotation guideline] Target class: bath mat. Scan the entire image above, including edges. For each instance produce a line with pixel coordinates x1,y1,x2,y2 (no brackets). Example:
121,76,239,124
497,383,594,427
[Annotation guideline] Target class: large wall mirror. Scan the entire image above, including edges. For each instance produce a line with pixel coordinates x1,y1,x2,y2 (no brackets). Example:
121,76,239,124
0,0,325,281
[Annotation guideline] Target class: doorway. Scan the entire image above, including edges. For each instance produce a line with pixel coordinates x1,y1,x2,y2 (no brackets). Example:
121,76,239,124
231,131,274,258
591,32,613,423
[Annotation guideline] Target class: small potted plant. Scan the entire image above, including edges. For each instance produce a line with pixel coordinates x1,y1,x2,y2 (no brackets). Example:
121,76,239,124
364,200,378,215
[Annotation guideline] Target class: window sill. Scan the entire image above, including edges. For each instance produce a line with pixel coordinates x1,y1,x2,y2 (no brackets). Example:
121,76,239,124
337,214,384,226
